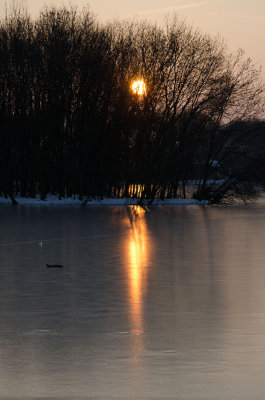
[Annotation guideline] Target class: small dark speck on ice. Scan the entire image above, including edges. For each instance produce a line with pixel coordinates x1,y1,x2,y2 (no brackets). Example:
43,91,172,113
46,264,64,268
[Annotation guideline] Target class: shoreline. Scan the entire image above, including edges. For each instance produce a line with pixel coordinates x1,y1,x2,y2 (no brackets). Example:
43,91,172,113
0,195,206,206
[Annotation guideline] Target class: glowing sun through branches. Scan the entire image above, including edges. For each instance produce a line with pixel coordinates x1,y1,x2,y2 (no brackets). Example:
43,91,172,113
131,79,147,96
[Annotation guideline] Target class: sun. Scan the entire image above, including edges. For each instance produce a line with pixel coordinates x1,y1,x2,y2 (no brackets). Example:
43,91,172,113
131,79,147,96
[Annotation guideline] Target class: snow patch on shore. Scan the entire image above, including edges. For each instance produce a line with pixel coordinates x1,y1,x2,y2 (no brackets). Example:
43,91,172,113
0,194,207,206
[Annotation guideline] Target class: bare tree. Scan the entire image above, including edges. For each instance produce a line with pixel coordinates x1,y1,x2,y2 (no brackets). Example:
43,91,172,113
0,7,264,204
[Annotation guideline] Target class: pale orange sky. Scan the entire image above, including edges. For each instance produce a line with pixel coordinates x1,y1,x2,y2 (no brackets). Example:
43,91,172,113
1,0,265,76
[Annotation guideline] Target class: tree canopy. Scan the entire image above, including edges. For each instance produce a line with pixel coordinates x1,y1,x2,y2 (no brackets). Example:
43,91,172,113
0,5,264,204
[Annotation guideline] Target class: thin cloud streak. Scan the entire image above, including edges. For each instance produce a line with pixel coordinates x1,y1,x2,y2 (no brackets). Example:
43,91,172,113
136,1,208,16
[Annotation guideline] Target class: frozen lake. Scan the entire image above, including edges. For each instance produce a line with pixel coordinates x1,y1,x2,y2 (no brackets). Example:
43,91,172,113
1,203,265,399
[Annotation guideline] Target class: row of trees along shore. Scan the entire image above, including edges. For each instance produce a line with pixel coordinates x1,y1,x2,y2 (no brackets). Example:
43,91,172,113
0,4,265,204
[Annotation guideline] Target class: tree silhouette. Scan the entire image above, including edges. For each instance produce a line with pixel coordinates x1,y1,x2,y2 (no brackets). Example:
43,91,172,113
0,6,264,204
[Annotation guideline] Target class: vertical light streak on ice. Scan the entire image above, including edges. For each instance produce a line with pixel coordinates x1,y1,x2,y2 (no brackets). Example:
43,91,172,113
126,205,150,354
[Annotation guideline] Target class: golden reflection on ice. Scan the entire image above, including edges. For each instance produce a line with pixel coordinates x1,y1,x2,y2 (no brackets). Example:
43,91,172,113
126,205,151,354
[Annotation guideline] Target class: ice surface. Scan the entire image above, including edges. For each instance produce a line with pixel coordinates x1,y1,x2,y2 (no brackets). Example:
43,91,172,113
1,204,265,399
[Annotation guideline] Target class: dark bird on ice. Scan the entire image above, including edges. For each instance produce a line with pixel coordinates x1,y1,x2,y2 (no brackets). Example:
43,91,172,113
46,264,64,268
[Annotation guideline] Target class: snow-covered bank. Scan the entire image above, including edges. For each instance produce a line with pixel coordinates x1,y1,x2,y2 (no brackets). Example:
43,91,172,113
0,194,206,206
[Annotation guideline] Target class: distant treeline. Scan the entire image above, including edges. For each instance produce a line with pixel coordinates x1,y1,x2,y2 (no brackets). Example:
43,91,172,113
0,5,264,204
